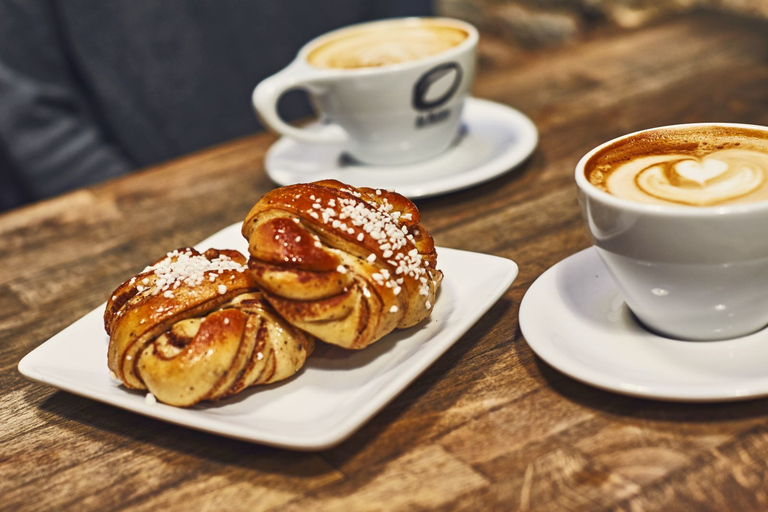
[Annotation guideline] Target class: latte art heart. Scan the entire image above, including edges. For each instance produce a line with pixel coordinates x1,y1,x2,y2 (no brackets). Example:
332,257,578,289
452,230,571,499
599,147,768,207
674,158,728,184
635,156,764,206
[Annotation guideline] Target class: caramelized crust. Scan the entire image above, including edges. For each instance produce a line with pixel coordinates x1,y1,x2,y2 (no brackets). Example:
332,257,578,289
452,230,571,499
104,247,313,406
242,180,443,349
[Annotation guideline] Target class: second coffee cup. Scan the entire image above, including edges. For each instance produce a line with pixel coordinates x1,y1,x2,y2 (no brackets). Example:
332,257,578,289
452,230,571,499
576,123,768,341
252,17,478,166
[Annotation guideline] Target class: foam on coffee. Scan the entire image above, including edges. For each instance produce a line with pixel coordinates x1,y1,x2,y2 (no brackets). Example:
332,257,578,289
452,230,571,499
585,126,768,206
307,22,467,70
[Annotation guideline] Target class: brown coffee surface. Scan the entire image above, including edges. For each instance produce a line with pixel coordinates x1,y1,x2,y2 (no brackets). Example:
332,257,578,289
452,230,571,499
585,125,768,206
307,22,467,70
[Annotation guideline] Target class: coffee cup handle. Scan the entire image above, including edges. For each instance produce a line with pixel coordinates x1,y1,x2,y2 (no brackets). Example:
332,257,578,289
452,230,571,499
252,64,349,145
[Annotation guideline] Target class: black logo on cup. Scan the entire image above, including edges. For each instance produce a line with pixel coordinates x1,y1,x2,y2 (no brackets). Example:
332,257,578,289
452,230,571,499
413,63,462,129
413,63,463,110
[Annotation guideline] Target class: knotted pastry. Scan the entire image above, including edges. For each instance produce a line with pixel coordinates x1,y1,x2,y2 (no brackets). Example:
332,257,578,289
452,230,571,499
242,180,443,349
104,247,313,407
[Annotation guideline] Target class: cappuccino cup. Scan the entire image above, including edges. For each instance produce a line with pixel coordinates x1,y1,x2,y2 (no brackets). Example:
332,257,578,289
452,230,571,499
252,17,478,166
575,123,768,340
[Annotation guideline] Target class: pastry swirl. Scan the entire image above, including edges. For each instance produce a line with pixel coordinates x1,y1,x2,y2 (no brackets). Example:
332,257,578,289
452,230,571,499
241,180,443,349
104,248,313,406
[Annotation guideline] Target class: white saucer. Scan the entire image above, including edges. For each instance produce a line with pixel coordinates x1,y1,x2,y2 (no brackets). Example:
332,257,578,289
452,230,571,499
519,247,768,402
264,97,538,199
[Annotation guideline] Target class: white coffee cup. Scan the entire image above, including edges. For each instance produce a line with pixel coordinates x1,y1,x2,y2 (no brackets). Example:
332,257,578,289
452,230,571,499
575,123,768,341
252,17,478,166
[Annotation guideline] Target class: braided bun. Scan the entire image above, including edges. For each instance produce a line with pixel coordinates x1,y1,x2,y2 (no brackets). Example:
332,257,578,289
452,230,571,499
104,248,313,406
242,180,442,349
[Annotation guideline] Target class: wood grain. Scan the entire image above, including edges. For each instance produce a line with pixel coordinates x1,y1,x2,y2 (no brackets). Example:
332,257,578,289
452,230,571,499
4,12,768,511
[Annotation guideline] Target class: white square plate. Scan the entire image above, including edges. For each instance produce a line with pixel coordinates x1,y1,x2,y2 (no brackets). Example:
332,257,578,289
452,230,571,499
18,223,518,450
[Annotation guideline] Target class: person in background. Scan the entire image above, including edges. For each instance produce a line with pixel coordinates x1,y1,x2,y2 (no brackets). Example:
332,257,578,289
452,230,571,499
0,0,431,212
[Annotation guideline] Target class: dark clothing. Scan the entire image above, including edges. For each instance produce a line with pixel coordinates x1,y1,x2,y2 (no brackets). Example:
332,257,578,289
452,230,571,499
0,0,431,211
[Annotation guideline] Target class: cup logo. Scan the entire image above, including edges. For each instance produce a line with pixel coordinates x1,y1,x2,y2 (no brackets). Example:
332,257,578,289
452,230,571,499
413,62,462,110
413,63,462,129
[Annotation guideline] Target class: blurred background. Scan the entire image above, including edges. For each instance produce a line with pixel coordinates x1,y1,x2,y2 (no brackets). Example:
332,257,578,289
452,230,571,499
1,0,765,213
440,0,767,49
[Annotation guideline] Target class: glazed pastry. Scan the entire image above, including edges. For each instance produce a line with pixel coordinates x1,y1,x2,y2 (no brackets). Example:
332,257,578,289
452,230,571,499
242,180,443,349
104,248,313,407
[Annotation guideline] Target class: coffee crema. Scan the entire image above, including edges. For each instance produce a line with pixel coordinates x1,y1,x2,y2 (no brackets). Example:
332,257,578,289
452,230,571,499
307,22,468,70
585,126,768,206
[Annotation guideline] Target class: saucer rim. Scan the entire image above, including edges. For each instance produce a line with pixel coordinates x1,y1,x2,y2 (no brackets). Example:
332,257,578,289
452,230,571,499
519,247,768,403
264,97,539,199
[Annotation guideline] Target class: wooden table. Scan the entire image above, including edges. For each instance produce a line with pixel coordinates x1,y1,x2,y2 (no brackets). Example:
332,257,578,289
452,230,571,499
4,13,768,511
